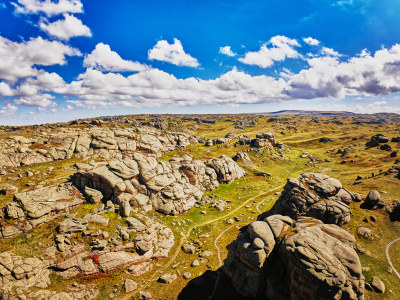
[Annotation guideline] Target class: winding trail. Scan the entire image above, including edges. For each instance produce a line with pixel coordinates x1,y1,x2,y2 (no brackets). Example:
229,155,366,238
208,225,235,300
256,199,266,214
214,225,235,268
385,238,400,280
122,183,286,300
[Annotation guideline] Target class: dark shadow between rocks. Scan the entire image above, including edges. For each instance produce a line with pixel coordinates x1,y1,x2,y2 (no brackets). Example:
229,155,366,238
178,268,263,300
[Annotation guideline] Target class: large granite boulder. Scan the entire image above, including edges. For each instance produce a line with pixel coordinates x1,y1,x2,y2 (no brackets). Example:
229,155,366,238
224,216,364,300
72,154,244,215
261,173,354,226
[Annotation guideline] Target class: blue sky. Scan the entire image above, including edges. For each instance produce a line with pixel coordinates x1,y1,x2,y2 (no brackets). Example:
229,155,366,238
1,0,400,125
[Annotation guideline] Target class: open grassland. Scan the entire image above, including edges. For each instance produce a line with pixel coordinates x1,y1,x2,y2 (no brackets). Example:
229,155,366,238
0,116,399,299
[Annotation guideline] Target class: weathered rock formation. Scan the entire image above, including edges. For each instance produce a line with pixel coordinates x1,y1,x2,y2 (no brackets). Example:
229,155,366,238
0,127,196,168
261,173,354,226
224,215,364,300
72,154,244,215
1,183,83,238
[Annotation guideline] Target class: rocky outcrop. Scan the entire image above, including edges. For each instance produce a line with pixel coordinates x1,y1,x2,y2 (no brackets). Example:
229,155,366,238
0,252,51,299
261,173,354,226
1,183,84,238
251,131,276,148
224,216,364,300
0,127,196,168
366,134,389,147
72,154,244,215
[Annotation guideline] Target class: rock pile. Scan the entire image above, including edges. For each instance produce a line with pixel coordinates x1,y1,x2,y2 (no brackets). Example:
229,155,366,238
224,215,364,299
72,154,244,215
261,173,355,226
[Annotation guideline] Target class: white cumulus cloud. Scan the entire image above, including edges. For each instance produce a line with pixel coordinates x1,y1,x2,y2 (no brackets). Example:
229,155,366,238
15,93,57,107
239,35,301,68
148,38,199,67
0,36,81,82
84,43,148,72
0,104,18,116
303,37,320,45
12,0,83,16
40,14,91,40
219,46,236,56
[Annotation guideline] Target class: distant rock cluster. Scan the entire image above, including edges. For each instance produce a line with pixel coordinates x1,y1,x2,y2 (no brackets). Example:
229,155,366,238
0,126,195,168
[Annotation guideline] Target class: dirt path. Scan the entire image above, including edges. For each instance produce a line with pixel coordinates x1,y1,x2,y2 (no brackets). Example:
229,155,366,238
256,199,266,214
385,238,400,280
214,225,235,267
122,183,285,299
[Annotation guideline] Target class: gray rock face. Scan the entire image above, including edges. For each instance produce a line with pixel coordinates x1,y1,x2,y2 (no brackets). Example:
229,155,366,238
262,173,354,226
73,154,244,215
1,183,83,238
225,216,364,300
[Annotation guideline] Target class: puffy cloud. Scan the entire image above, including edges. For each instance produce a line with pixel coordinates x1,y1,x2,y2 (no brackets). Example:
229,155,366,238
0,36,81,82
219,46,236,56
239,35,301,68
40,14,91,40
15,93,57,107
321,47,341,57
148,38,199,67
0,104,18,116
12,0,83,16
303,37,320,45
0,82,14,96
284,44,400,99
84,43,148,72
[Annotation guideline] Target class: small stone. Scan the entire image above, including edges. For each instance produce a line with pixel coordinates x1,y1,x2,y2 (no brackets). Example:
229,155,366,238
191,260,200,267
183,272,192,279
371,276,385,293
124,279,137,293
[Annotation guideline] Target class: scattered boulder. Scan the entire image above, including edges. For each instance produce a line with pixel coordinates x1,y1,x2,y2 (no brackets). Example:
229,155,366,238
124,279,137,293
357,227,372,238
158,273,177,284
319,137,331,143
371,277,385,293
364,190,380,208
